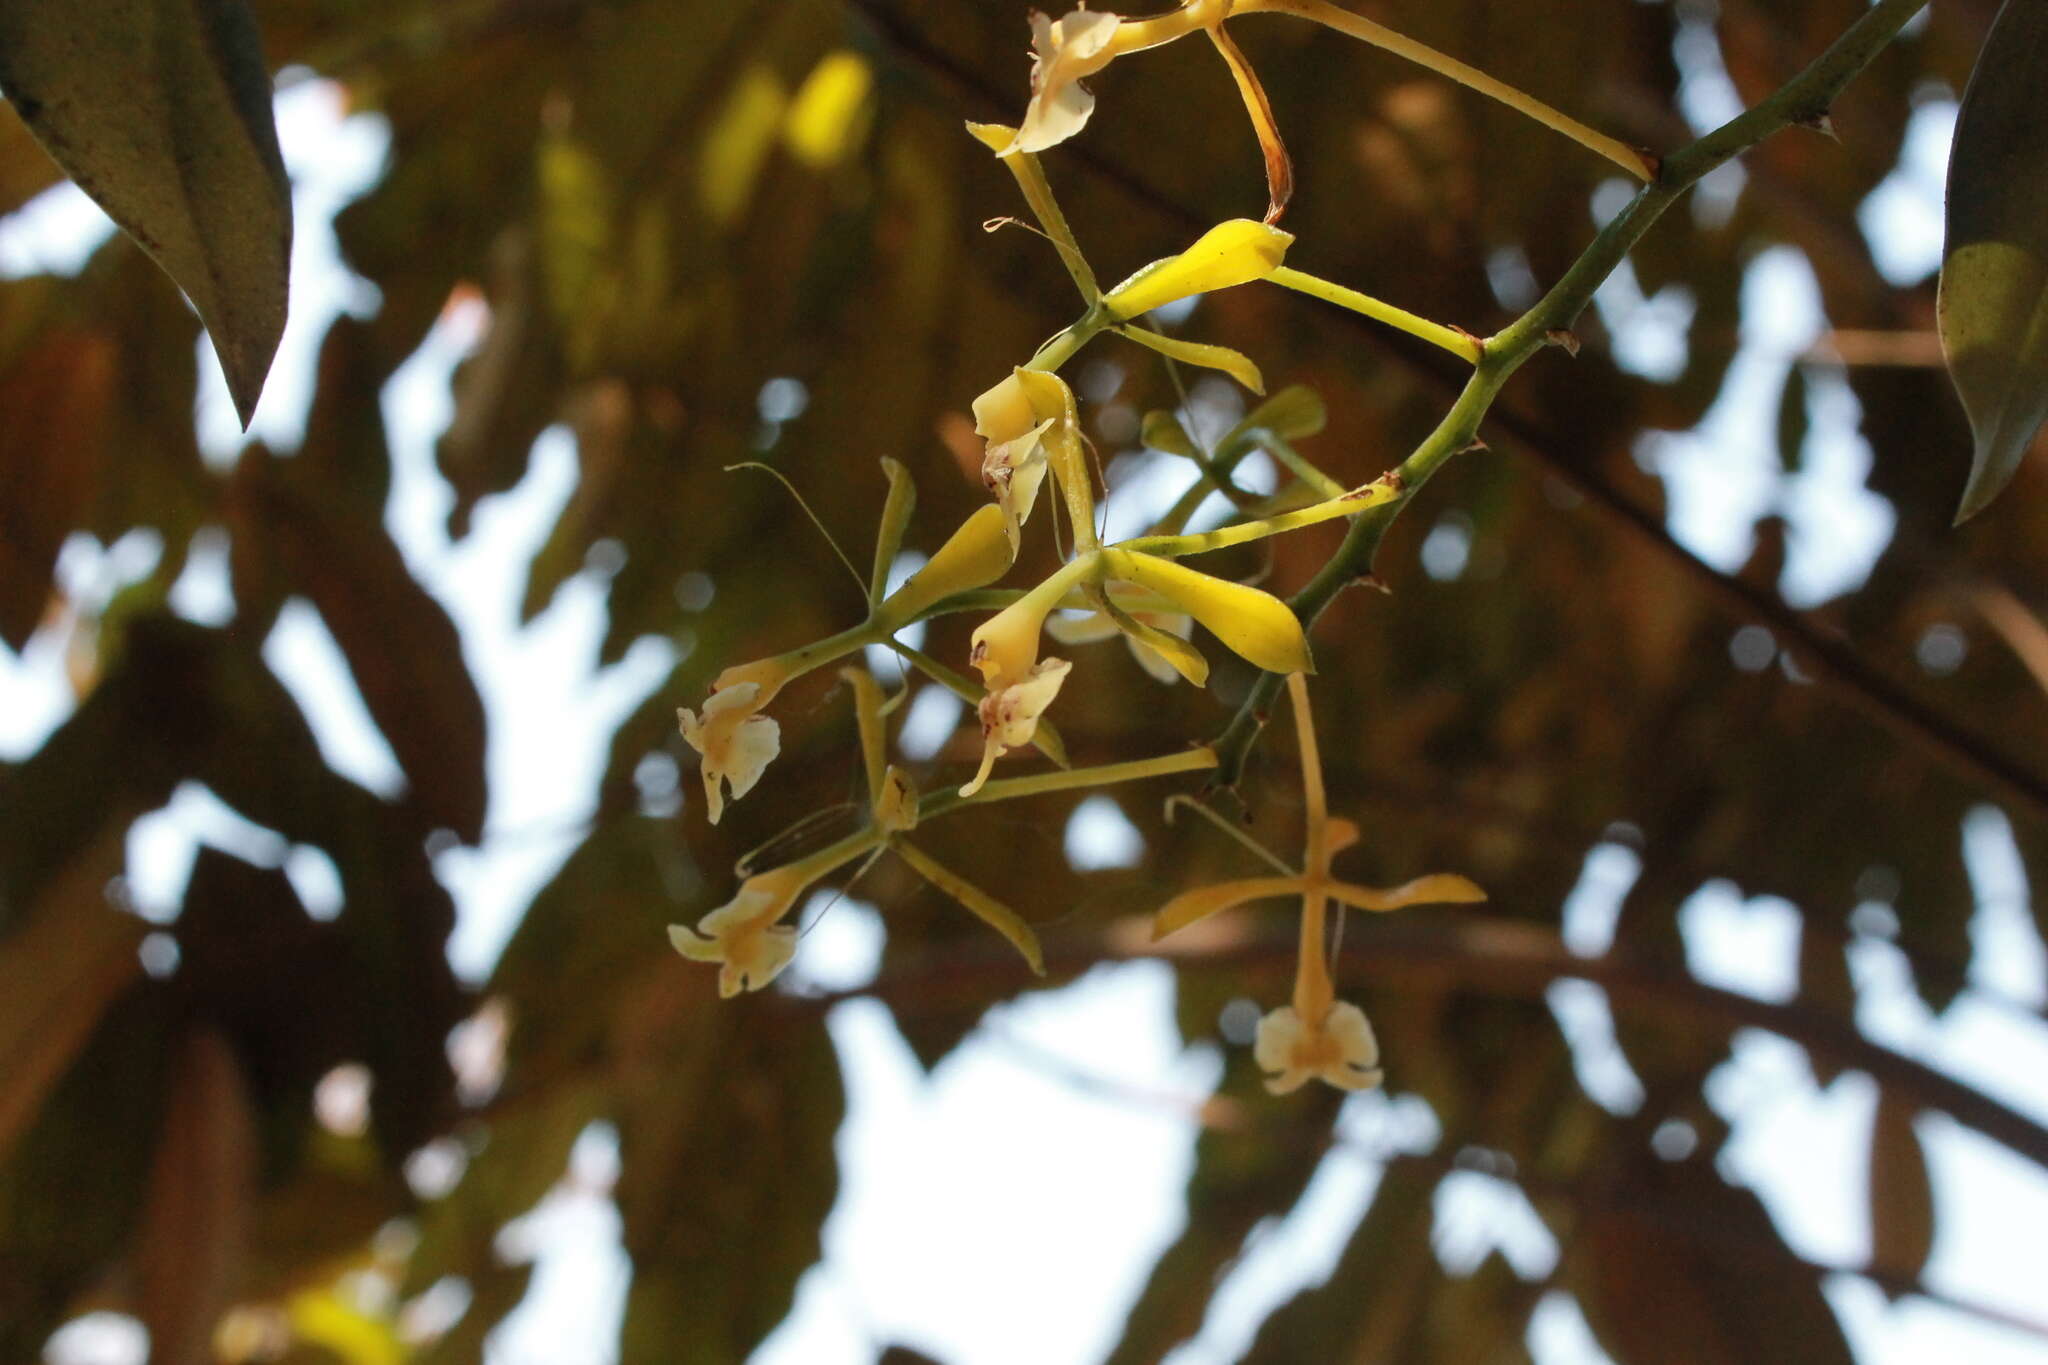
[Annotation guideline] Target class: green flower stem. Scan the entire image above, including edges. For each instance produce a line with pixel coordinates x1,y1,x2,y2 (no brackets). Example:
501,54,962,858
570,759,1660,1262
1267,266,1482,364
1237,0,1656,181
1117,481,1399,558
996,142,1100,302
754,619,884,684
1023,309,1113,373
1210,0,1930,787
1165,793,1297,875
784,822,889,888
1103,2,1216,57
920,746,1218,822
1258,436,1349,501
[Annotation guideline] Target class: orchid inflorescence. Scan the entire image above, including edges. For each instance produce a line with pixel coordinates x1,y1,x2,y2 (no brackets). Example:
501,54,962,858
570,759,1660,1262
664,0,1661,1092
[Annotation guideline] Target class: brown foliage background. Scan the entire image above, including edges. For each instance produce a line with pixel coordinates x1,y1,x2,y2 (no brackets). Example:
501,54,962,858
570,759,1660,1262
2,0,2045,1359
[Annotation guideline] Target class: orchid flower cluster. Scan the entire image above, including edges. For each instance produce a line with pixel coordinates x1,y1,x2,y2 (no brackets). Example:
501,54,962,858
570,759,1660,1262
665,0,1661,1091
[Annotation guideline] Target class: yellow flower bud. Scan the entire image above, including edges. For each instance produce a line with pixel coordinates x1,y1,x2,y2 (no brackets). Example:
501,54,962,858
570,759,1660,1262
874,504,1016,630
1102,219,1294,320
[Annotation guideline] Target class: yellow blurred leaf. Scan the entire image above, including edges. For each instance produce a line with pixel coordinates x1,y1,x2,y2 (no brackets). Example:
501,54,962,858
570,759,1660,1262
700,64,786,224
784,51,873,169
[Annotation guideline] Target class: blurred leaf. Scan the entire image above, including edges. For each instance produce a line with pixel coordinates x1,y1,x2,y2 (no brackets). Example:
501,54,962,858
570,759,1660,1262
175,847,355,1178
613,1003,843,1365
229,444,489,842
1797,916,1857,1088
1867,1094,1935,1288
0,328,113,648
134,1029,259,1365
1940,0,2048,521
0,0,291,422
1241,1158,1443,1362
701,65,788,225
402,1083,605,1298
286,1287,405,1365
1571,1161,1854,1365
0,829,137,1161
784,51,874,169
538,129,616,334
437,231,563,537
1105,1097,1340,1364
0,986,173,1355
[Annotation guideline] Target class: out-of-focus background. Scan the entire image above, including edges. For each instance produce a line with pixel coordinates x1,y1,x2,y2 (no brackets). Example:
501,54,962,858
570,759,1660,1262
4,1,2047,1361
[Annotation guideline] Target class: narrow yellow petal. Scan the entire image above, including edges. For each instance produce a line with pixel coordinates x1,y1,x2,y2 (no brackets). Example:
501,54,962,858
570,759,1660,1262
1152,876,1305,940
840,667,889,803
1104,550,1311,676
1328,873,1487,913
895,840,1046,974
1100,591,1209,685
1207,22,1293,223
869,457,918,610
965,122,1019,154
1115,325,1266,394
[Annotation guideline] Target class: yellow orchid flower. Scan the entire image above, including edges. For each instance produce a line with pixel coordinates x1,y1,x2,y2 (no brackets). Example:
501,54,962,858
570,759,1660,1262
673,667,1053,997
963,658,1074,798
1153,672,1484,1094
1254,1000,1381,1093
961,545,1311,792
678,470,1022,825
677,681,781,824
668,861,812,997
972,369,1079,552
1010,7,1125,154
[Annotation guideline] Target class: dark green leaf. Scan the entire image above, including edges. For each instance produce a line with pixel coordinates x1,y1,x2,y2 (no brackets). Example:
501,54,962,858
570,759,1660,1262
1867,1094,1935,1287
133,1030,258,1365
1939,0,2048,521
0,0,291,424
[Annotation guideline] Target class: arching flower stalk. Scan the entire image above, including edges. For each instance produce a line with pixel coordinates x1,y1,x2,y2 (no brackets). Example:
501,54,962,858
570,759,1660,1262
670,668,1221,995
1153,673,1486,1092
677,465,1017,823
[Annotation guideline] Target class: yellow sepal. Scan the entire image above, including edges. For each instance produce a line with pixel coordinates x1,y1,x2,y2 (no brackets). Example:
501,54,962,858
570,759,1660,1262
1153,875,1304,940
1116,325,1265,394
1103,550,1311,676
